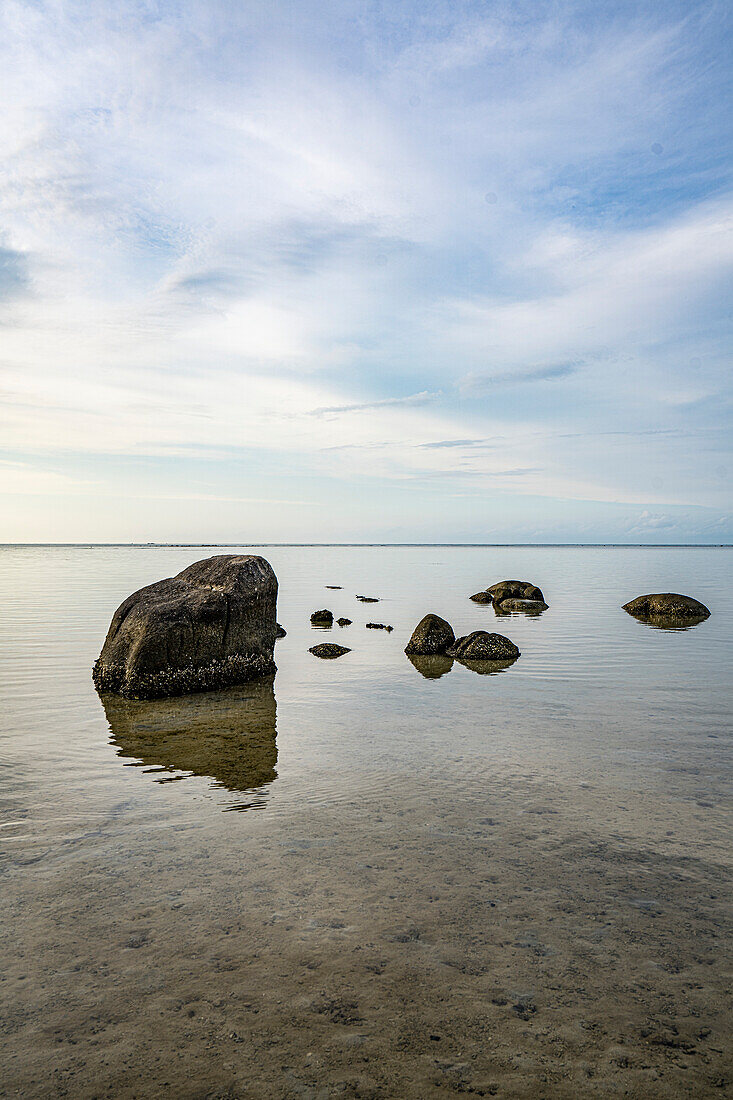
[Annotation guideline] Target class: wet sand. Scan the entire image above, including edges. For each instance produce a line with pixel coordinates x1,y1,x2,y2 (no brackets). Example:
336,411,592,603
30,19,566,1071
2,770,730,1098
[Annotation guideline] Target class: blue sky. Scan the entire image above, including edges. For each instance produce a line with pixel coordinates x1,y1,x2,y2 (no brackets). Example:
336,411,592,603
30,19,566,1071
0,0,731,542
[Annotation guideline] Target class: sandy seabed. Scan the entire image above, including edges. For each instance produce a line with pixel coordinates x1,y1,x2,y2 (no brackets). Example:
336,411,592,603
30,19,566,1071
1,770,731,1099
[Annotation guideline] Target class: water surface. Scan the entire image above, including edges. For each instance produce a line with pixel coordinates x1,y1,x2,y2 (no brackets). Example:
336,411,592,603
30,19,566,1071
1,546,731,1097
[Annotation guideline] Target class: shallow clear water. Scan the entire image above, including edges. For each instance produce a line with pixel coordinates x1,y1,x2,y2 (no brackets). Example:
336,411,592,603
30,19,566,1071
1,546,731,1098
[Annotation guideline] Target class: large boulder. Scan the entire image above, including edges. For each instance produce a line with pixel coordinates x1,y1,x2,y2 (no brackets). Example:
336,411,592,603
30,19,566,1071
93,555,278,699
310,609,334,626
404,613,455,656
623,593,710,627
446,631,520,661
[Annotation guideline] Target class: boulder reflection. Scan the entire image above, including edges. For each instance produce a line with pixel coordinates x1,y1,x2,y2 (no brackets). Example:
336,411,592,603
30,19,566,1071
102,675,277,811
406,654,455,679
624,612,709,631
406,654,518,677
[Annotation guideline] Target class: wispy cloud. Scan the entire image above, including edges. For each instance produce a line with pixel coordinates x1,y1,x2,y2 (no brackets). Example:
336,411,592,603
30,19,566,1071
0,0,731,540
308,391,441,417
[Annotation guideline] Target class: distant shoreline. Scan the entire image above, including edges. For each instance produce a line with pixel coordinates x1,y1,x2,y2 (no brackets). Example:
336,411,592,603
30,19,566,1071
1,543,731,550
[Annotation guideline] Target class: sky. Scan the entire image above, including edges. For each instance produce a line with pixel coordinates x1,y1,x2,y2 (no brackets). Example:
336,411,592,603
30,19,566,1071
0,0,731,543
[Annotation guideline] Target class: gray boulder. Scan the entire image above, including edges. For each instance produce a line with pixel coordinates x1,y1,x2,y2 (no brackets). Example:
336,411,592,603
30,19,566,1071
623,593,710,626
446,631,520,661
93,555,278,700
404,614,455,656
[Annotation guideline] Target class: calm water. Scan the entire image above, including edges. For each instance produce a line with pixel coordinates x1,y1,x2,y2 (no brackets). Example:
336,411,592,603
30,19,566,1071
1,545,731,1098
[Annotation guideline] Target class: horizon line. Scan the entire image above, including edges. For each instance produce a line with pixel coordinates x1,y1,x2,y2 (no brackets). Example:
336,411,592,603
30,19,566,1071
1,542,731,549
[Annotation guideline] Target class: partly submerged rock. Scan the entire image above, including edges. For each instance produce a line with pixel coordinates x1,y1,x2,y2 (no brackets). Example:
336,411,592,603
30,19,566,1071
275,623,287,638
337,617,352,627
356,595,379,603
488,580,546,606
404,613,455,656
366,622,393,631
494,597,548,614
446,631,520,661
309,643,351,659
623,593,710,627
406,654,454,679
92,555,277,700
102,676,277,798
310,609,334,626
325,585,342,589
470,591,494,604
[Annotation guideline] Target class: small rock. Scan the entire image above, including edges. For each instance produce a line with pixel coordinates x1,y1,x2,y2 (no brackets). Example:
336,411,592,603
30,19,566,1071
405,613,455,656
446,631,520,661
325,585,342,589
310,609,334,626
275,623,287,638
337,617,352,627
356,595,379,602
309,643,351,659
470,591,493,604
494,598,547,614
366,622,393,631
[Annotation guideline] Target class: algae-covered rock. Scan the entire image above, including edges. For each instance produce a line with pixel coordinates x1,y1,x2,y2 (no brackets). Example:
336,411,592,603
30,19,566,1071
623,593,710,627
93,555,277,700
488,580,545,605
404,614,455,656
310,609,334,626
446,631,520,661
494,597,548,614
309,643,351,659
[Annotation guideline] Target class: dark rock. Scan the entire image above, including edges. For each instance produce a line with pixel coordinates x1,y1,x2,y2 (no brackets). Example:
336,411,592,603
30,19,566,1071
446,631,520,661
494,597,548,614
325,585,342,589
92,555,277,700
275,623,287,638
102,676,277,796
310,609,334,626
470,591,493,604
309,643,351,659
623,593,710,627
404,613,455,656
356,595,379,602
366,622,393,631
488,579,546,606
337,617,352,627
406,654,454,679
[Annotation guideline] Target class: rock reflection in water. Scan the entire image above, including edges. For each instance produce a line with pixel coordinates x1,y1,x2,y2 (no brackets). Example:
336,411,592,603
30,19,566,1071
407,654,518,678
457,657,518,675
102,675,277,810
406,654,454,679
625,613,709,632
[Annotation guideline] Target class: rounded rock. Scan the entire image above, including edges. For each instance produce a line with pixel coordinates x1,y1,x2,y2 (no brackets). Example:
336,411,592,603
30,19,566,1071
405,614,455,656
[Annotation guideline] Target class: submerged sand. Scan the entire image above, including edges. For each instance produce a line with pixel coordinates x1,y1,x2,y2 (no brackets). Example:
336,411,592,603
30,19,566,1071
2,768,730,1098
